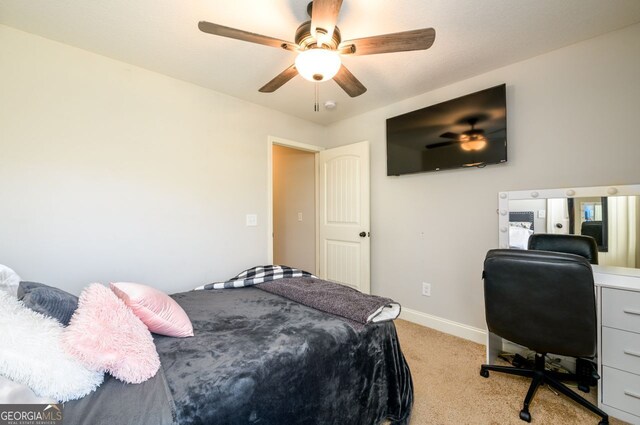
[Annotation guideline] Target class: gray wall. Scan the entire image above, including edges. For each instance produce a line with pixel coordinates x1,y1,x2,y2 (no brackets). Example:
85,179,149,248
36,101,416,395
323,23,640,329
0,25,323,295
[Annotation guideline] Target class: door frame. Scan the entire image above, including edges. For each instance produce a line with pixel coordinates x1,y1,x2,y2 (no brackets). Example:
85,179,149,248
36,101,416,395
267,136,324,275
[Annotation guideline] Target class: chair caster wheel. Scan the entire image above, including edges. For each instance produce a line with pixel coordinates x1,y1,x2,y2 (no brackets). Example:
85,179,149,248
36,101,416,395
598,420,609,425
578,384,590,393
519,410,531,422
480,368,489,378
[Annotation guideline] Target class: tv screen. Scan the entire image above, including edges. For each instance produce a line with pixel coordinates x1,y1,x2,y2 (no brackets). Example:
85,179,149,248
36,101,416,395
386,84,507,176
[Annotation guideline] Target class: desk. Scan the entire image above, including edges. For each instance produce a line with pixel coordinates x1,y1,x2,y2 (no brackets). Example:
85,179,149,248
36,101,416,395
486,265,640,424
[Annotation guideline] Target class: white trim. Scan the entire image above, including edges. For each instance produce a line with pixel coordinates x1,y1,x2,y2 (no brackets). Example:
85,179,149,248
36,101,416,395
267,140,274,264
314,154,320,276
269,136,325,153
267,136,324,273
399,307,487,345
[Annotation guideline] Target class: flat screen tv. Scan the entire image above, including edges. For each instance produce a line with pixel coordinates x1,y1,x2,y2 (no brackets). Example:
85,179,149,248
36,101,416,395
386,84,507,176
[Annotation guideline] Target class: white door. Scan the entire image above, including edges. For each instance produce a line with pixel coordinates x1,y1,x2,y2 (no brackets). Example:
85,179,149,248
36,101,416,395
546,198,570,234
318,141,370,293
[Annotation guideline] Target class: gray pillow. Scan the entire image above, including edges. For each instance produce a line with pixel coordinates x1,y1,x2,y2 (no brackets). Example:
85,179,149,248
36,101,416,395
16,281,45,299
18,281,79,326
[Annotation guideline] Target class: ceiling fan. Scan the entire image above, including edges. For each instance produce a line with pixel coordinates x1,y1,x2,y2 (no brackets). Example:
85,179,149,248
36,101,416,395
426,118,503,151
198,0,436,98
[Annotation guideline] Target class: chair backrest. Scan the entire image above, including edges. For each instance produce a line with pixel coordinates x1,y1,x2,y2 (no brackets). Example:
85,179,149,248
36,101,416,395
528,233,599,264
483,249,597,357
581,221,603,247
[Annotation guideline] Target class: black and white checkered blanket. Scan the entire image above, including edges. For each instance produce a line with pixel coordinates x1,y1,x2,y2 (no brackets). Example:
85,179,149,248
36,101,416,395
195,265,316,290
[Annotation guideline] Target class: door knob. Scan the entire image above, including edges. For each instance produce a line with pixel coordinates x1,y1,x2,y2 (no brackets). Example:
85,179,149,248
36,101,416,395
359,232,366,237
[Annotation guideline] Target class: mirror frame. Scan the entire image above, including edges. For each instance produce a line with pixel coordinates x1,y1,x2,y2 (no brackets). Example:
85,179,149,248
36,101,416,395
498,184,640,249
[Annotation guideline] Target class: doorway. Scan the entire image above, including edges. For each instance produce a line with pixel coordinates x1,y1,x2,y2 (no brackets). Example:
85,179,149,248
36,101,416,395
267,137,323,275
267,137,371,293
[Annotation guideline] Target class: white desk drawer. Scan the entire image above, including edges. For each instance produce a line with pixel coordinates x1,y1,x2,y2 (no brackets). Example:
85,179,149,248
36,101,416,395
602,287,640,333
603,327,640,375
602,366,640,418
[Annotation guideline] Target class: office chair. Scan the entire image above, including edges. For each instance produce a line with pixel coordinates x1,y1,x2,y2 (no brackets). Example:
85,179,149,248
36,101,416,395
528,233,599,264
479,249,608,424
529,233,601,390
581,222,604,247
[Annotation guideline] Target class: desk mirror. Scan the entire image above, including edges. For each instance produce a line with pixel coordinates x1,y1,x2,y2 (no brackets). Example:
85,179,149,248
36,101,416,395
498,185,640,269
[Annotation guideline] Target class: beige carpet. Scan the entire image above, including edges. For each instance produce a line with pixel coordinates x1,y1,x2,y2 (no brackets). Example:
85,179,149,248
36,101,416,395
395,319,627,425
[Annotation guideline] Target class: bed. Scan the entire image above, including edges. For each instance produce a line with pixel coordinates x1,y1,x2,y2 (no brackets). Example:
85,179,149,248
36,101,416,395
62,285,413,424
509,211,535,249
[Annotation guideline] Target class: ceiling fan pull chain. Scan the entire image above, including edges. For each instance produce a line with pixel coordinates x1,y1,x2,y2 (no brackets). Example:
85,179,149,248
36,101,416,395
314,83,319,112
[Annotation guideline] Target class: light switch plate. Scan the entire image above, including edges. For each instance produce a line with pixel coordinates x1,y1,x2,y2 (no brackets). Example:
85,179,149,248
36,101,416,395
538,209,546,219
297,212,303,222
246,214,257,226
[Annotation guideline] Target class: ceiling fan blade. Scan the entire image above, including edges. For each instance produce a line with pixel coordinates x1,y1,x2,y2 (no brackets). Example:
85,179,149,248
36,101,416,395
425,140,458,150
341,28,435,56
259,64,299,93
311,0,343,44
333,64,367,97
439,132,460,140
198,21,297,51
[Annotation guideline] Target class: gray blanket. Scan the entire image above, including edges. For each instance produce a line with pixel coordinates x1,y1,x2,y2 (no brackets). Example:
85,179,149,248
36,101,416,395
62,369,176,424
258,276,401,326
63,288,413,425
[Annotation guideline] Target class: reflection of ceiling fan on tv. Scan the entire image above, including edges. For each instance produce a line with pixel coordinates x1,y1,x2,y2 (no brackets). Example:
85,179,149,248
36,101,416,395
198,0,436,98
425,118,503,151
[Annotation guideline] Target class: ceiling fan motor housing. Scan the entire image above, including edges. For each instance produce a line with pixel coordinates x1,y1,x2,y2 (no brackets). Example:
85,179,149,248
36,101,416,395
295,20,342,50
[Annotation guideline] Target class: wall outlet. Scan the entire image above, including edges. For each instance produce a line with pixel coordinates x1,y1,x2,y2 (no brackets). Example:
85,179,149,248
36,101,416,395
422,282,431,297
297,212,303,222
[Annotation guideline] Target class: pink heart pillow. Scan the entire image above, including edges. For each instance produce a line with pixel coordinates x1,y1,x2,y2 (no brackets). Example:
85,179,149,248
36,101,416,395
109,282,193,338
63,283,160,384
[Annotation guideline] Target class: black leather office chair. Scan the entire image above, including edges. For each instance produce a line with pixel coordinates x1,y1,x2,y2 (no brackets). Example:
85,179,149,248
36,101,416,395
480,249,608,424
528,233,599,264
581,222,604,247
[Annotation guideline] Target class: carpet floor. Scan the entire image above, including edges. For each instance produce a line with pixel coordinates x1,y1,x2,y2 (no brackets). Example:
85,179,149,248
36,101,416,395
394,319,628,425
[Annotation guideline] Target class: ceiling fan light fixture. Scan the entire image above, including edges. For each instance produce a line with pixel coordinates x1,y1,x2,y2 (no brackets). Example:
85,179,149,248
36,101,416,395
295,48,341,82
460,139,487,151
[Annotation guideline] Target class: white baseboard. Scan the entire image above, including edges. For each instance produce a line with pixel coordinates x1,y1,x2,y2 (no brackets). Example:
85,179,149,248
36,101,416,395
399,307,487,345
399,310,579,373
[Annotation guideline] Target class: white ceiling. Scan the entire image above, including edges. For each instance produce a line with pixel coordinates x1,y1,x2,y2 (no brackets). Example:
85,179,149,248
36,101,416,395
2,0,640,125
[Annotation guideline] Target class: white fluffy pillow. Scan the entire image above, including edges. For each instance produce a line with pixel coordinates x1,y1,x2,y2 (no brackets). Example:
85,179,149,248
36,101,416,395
0,291,104,402
0,264,20,297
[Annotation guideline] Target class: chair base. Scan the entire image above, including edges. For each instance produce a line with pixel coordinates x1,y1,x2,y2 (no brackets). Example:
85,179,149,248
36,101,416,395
480,354,609,424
